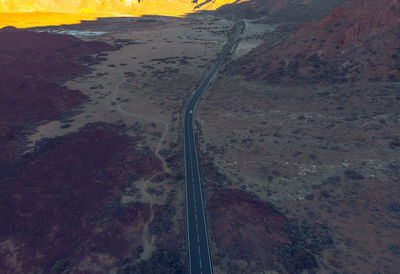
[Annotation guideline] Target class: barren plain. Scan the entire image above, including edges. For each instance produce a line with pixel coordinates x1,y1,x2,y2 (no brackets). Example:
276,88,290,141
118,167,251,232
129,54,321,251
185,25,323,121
0,15,235,272
2,0,400,272
197,75,400,272
195,9,400,273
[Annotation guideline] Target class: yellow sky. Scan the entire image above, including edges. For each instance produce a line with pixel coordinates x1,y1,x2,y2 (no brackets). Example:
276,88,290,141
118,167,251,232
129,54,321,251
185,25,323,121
0,0,239,29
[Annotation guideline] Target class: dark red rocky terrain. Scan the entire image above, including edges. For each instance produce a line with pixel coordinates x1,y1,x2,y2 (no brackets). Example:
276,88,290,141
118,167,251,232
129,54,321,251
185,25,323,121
0,122,162,272
0,29,183,273
0,28,114,169
217,0,344,23
208,190,289,263
208,189,332,273
217,0,288,19
229,0,400,83
200,0,400,269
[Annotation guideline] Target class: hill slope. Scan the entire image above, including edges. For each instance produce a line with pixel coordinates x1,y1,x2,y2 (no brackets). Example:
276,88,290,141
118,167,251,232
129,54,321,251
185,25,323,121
229,0,400,83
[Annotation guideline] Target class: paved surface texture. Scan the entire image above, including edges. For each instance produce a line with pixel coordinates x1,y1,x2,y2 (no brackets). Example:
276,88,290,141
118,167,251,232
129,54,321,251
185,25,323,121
183,22,242,274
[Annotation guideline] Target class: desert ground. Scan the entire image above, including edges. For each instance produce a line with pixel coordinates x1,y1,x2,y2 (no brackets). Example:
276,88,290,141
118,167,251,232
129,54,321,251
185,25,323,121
0,14,239,272
197,42,400,274
2,0,399,271
29,16,235,208
28,15,234,152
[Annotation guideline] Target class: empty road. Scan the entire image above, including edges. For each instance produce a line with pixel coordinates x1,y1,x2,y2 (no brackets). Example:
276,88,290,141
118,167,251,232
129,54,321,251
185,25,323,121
183,22,242,274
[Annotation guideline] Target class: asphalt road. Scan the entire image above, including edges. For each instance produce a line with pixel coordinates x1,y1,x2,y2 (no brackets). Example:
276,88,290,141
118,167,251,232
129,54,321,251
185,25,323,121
183,22,242,274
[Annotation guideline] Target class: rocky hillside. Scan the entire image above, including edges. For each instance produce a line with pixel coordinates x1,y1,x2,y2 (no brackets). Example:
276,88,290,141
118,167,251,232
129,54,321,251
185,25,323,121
216,0,288,19
217,0,345,23
229,0,400,83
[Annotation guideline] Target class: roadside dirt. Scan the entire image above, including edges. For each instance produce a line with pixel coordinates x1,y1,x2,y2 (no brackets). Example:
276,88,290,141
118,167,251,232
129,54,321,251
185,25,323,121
197,73,400,272
17,15,235,272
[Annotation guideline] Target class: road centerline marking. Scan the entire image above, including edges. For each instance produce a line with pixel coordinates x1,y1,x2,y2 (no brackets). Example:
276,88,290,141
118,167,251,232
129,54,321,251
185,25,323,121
183,22,242,274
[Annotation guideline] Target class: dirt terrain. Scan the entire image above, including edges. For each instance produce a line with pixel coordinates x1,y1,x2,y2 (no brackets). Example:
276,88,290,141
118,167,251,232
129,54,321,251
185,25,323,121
197,75,400,272
0,15,235,272
2,0,399,272
195,0,400,272
27,15,233,159
208,189,326,273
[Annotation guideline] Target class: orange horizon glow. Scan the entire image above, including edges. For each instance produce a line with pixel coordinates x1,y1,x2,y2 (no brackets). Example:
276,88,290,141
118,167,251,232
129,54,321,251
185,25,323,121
0,0,240,29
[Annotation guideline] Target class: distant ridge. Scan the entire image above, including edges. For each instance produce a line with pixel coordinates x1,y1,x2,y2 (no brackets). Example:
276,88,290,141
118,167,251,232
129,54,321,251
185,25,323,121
0,0,241,28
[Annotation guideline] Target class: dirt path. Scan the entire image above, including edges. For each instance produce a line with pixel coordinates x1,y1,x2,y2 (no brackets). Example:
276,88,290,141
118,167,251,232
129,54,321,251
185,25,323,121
112,71,171,174
139,204,156,261
112,71,173,261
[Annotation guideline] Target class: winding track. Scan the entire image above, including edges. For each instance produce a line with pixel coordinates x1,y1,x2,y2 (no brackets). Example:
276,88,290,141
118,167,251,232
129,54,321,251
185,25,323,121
183,22,242,274
112,71,171,173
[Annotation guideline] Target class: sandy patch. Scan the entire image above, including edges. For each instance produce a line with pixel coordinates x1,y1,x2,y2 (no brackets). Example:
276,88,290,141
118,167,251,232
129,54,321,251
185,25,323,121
232,20,278,59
